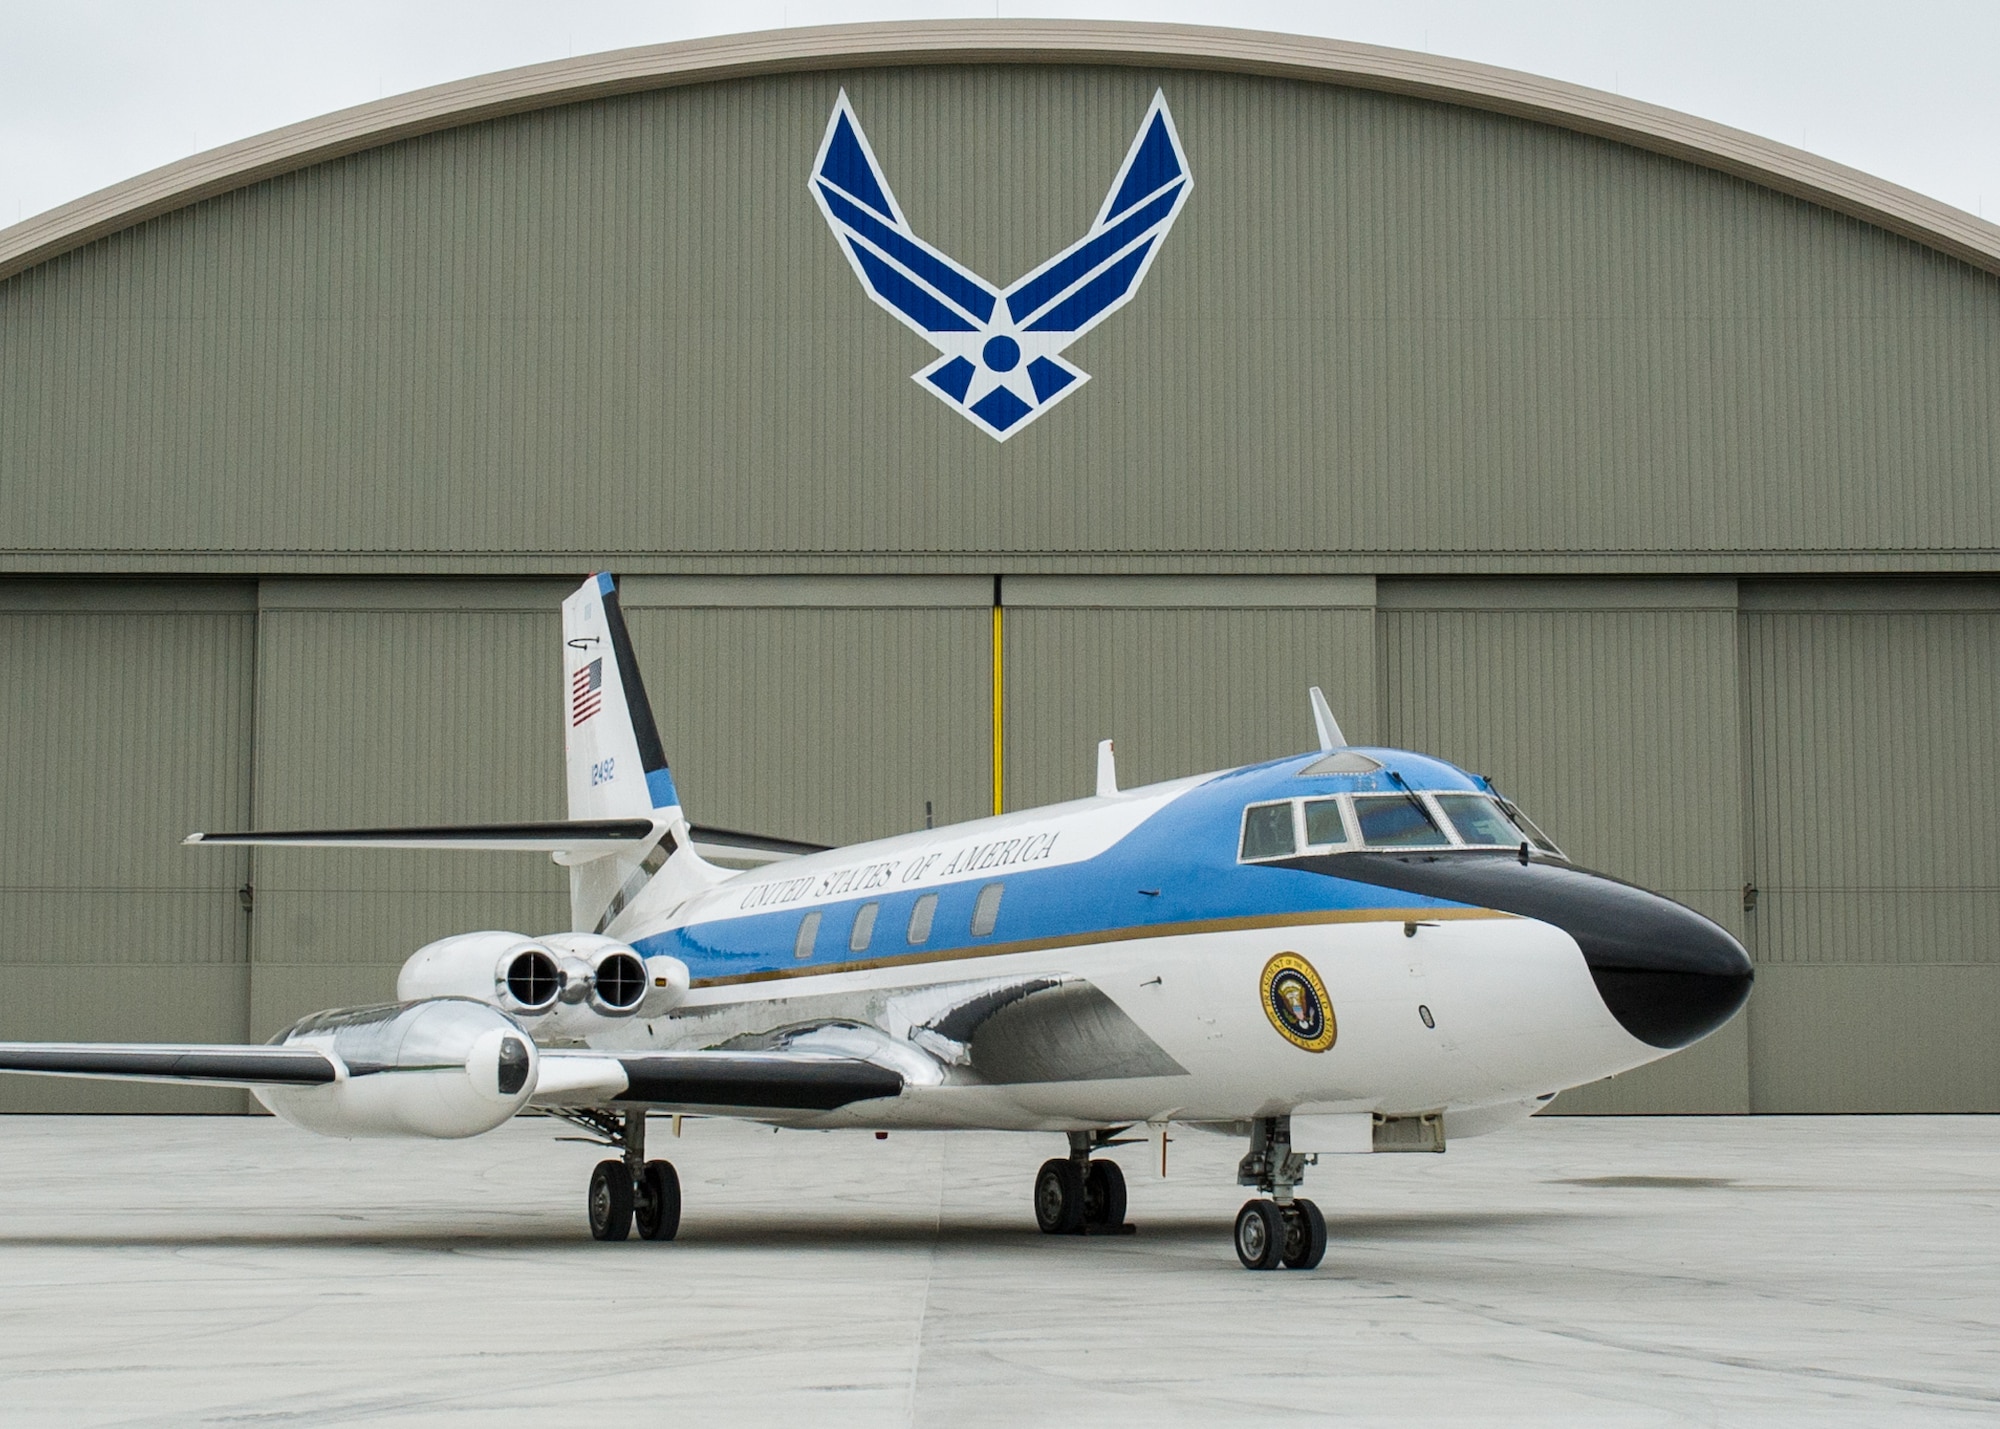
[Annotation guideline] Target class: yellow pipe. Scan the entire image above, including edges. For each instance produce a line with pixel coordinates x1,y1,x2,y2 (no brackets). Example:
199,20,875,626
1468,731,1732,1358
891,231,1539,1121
991,598,1004,816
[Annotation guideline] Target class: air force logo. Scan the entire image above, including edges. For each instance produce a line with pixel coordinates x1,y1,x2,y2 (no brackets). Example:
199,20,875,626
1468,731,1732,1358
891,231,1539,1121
811,90,1192,440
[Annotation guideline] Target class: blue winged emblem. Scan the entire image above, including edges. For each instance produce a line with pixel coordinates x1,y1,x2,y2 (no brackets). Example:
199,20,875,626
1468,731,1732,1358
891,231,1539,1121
810,90,1192,440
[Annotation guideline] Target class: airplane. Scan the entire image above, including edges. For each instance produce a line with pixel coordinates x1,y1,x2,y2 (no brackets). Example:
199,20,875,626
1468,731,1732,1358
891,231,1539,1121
0,573,1753,1271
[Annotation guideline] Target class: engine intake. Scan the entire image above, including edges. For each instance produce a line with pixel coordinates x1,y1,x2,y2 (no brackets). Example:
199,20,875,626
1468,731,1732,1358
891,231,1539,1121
590,950,647,1012
504,948,562,1012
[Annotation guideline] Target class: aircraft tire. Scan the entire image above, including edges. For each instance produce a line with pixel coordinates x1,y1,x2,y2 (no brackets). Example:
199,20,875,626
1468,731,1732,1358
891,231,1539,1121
636,1160,681,1241
1085,1158,1127,1228
1280,1198,1327,1270
589,1159,634,1242
1034,1158,1087,1235
1234,1199,1286,1270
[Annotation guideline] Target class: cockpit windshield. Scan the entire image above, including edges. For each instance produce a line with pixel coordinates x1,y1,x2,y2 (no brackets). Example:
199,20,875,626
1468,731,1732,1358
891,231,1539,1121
1238,787,1566,862
1350,794,1450,848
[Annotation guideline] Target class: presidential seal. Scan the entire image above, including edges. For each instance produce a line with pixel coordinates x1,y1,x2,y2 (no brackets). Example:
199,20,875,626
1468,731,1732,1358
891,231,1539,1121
1260,952,1336,1053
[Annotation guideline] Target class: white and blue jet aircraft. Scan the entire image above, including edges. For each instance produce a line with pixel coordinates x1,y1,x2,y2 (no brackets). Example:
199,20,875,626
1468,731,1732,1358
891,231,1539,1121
0,574,1752,1270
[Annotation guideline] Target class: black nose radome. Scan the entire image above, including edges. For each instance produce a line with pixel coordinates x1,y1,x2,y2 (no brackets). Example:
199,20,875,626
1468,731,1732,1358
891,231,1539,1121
1285,852,1754,1050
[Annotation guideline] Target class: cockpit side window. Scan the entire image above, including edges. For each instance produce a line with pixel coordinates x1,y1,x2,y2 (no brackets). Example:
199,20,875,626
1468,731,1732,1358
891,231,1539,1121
1434,794,1523,847
1497,798,1565,857
1239,802,1298,861
1352,793,1451,848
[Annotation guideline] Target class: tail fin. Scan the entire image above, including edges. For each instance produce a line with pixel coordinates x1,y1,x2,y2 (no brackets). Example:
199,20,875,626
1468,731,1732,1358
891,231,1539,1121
561,574,718,932
563,573,677,819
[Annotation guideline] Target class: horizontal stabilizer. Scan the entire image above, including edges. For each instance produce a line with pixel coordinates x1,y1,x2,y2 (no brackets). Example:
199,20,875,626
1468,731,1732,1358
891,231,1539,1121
184,820,658,852
0,1043,336,1088
184,821,824,866
685,825,830,866
538,1048,902,1112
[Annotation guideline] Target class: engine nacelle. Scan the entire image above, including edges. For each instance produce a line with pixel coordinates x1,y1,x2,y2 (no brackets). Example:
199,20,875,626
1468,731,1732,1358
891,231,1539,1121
397,930,688,1039
255,998,537,1139
399,931,565,1016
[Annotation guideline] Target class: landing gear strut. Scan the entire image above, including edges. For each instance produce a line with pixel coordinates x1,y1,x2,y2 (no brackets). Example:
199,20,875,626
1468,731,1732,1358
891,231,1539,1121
1034,1130,1132,1235
580,1109,680,1243
1235,1116,1326,1271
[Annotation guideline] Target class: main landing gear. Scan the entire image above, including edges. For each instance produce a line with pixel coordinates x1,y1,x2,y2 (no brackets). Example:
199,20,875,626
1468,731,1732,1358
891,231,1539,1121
1234,1115,1326,1271
568,1108,680,1243
1033,1130,1133,1235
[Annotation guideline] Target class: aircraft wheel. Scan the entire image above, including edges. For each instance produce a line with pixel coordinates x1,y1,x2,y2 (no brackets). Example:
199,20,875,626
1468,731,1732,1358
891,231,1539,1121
1084,1158,1127,1229
588,1159,633,1242
1234,1198,1286,1270
1034,1158,1086,1235
636,1159,681,1242
1280,1198,1327,1270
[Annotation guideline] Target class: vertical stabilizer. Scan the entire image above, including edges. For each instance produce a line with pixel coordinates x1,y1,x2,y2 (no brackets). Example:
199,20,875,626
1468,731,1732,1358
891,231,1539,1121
560,575,719,933
564,574,675,820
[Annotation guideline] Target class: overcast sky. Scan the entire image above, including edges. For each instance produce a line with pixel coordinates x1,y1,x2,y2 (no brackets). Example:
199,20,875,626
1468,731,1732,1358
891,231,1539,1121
3,1,1996,231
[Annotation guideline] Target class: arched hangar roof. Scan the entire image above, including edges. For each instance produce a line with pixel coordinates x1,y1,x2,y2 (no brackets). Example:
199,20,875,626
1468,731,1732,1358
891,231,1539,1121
3,18,1999,286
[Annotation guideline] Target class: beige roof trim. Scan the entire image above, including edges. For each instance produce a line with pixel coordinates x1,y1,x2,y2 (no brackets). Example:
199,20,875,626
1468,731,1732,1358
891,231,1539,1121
6,19,1999,285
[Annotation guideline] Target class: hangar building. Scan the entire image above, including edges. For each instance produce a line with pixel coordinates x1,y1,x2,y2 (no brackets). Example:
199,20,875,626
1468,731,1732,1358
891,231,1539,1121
2,23,1996,1115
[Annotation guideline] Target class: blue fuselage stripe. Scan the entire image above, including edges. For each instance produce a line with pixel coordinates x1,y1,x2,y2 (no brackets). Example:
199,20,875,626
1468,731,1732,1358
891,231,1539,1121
638,751,1491,983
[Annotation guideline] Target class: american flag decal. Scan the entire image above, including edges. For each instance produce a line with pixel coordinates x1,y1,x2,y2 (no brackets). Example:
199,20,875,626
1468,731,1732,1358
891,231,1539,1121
571,659,604,726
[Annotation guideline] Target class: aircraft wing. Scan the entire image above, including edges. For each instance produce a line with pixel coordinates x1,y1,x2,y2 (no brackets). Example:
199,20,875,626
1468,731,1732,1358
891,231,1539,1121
0,1040,901,1113
0,1043,336,1088
535,1048,904,1113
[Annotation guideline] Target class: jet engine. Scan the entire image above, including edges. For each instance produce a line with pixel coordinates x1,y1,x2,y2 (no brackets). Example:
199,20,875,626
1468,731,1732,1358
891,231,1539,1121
397,930,689,1038
254,997,538,1138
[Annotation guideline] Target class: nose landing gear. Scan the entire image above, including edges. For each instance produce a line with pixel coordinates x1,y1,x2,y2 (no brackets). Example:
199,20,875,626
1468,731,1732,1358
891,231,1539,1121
1236,1116,1326,1270
1034,1130,1133,1235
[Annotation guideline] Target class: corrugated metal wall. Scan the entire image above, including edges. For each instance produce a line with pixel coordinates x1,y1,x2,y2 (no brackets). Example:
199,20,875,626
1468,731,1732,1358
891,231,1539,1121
0,583,254,1110
1741,581,2000,1111
6,574,1999,1111
619,577,993,846
1377,580,1750,1112
3,66,1997,569
1001,577,1375,810
1,56,1995,1114
248,581,569,1037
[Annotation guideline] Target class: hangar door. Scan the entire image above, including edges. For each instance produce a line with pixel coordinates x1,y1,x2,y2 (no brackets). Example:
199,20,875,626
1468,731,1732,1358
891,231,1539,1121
249,581,572,1039
243,576,994,1040
1741,582,2000,1112
0,583,255,1111
618,577,994,847
1000,577,1376,812
1376,579,1750,1114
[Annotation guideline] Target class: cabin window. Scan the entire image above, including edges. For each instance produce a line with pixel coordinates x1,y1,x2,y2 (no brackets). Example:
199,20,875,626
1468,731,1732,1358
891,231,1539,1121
1302,798,1350,848
1352,793,1450,847
1434,794,1521,847
849,902,879,953
971,883,1005,937
793,911,821,960
907,892,938,944
1239,802,1297,861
